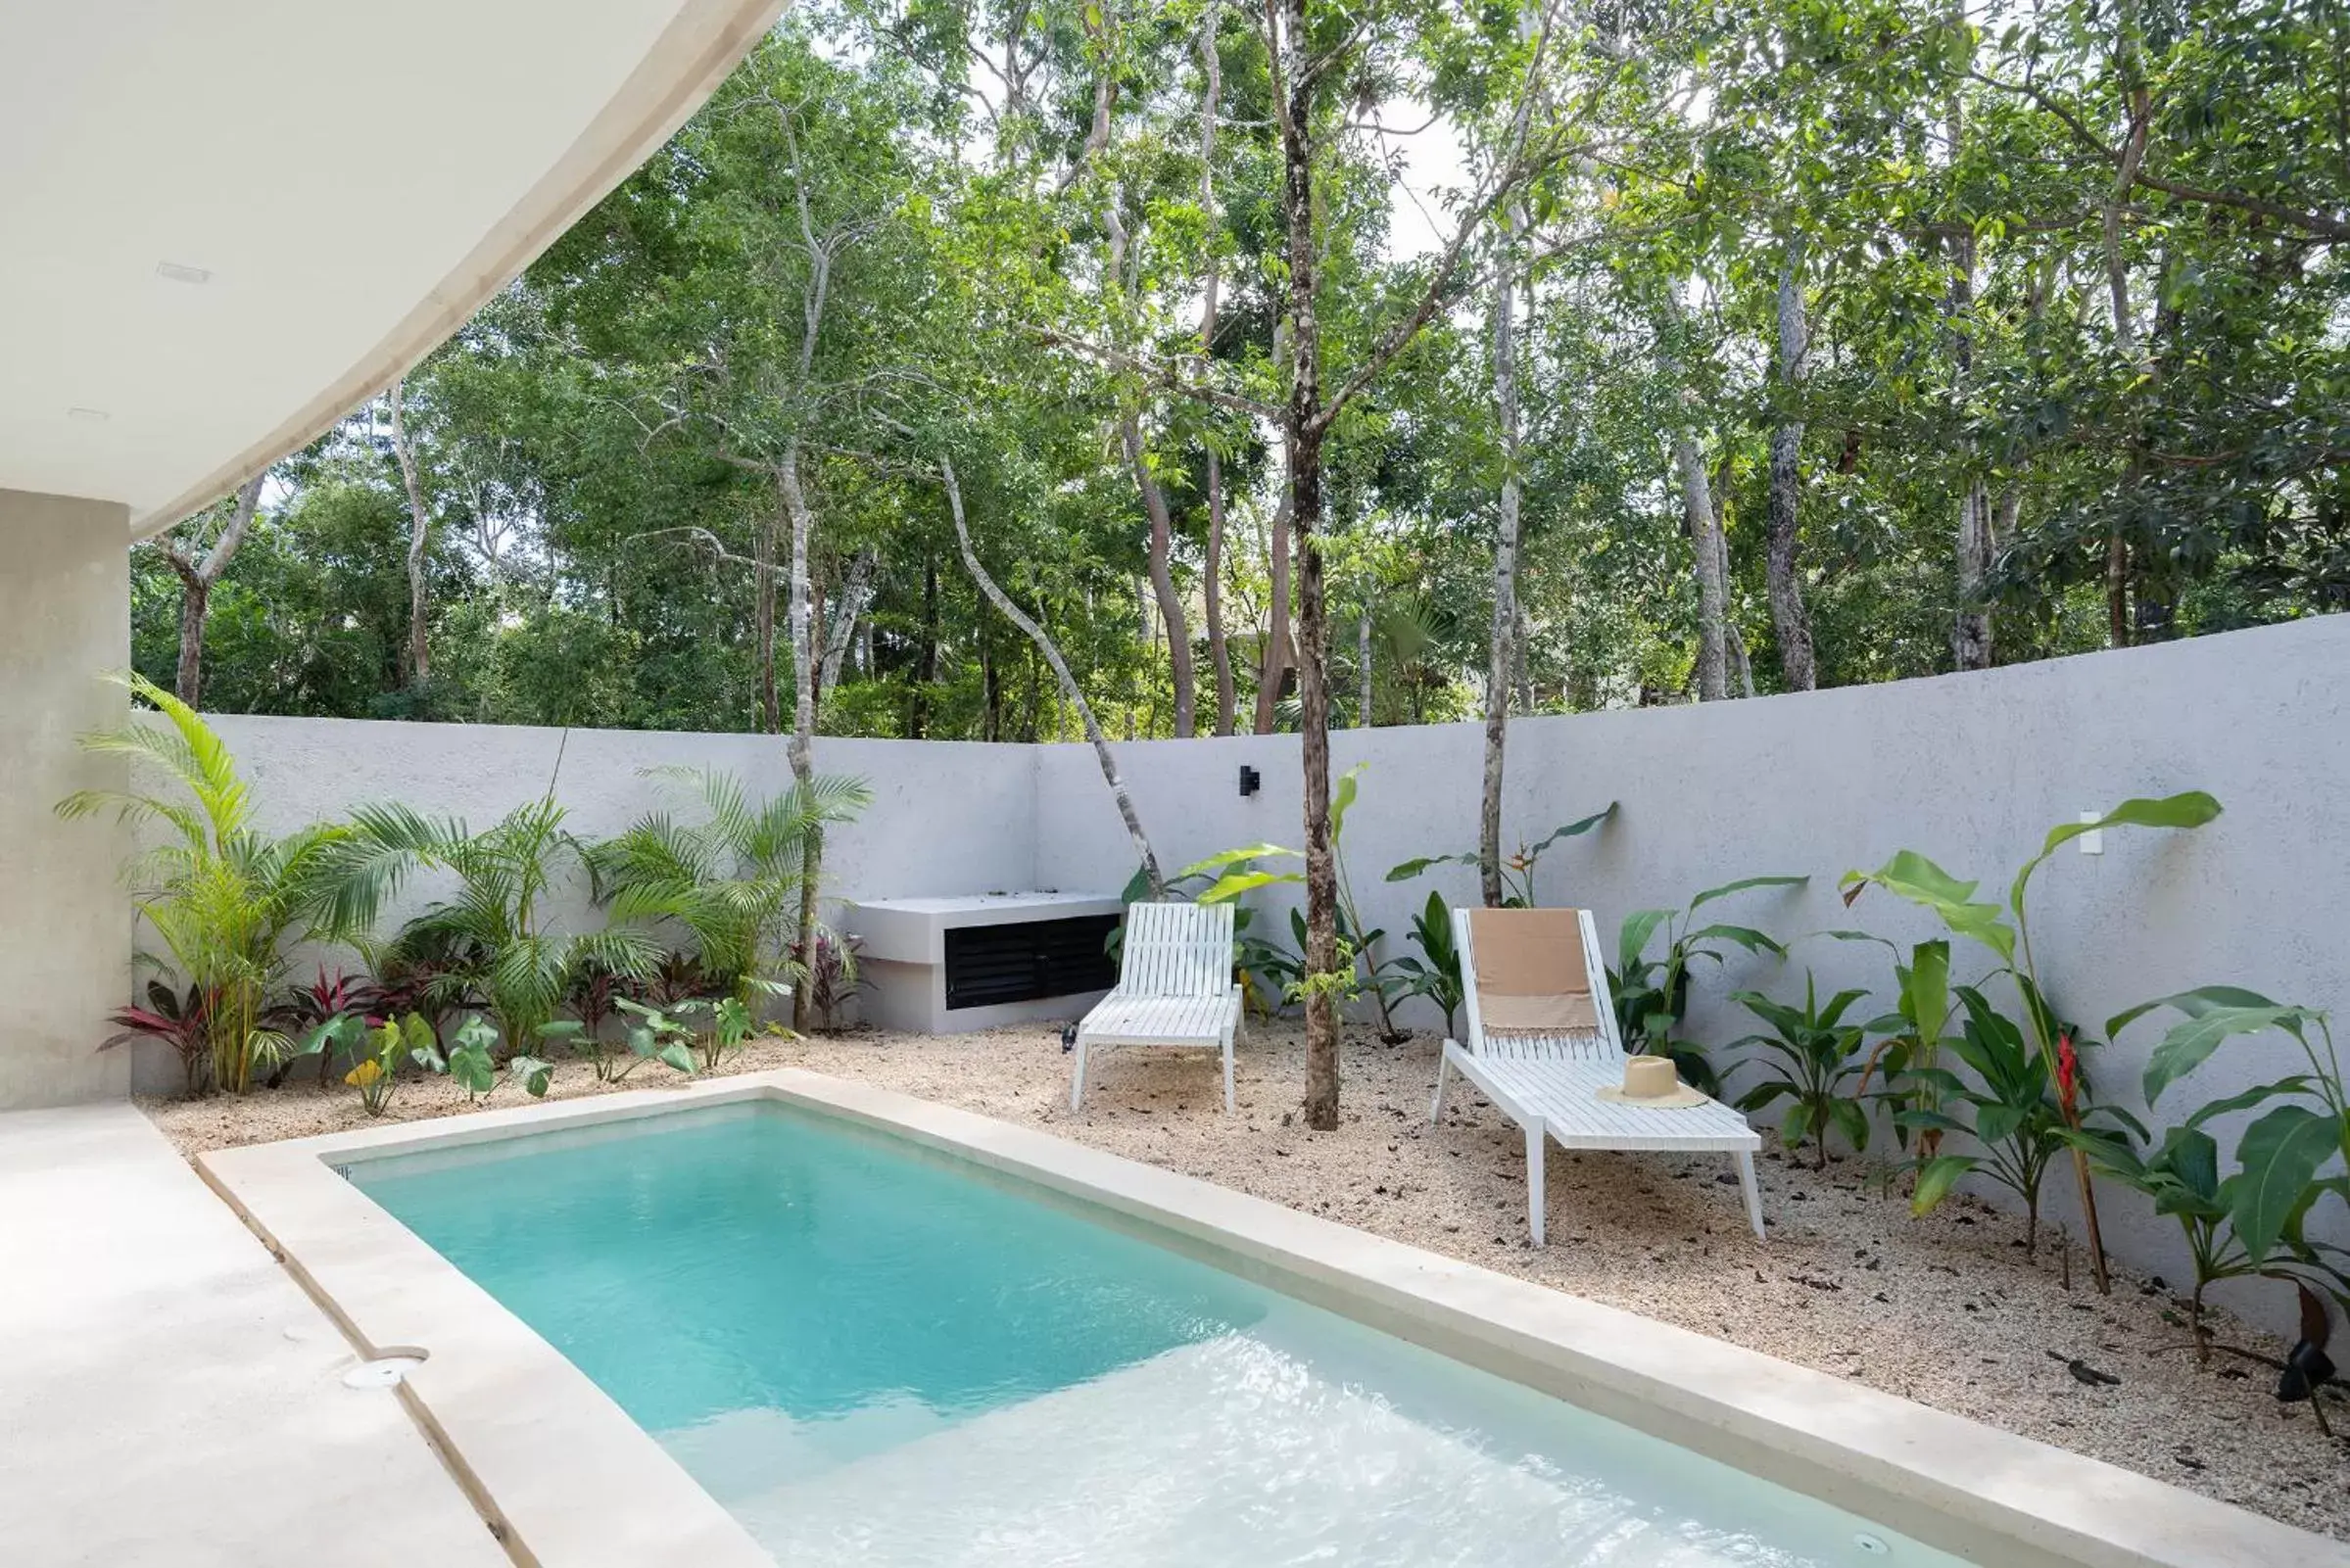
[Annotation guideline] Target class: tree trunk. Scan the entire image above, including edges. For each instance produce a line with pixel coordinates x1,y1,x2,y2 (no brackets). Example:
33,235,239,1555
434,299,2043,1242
1255,487,1294,731
819,545,879,691
1198,1,1237,737
941,455,1164,891
1481,246,1524,907
1944,50,1994,672
1765,235,1816,690
780,440,821,1032
913,552,939,738
388,377,432,689
1275,0,1341,1133
164,474,264,708
1104,188,1196,737
1660,291,1728,700
1355,603,1372,725
755,489,783,734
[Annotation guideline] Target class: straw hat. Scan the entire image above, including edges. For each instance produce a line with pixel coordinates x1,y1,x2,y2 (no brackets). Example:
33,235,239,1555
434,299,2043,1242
1595,1054,1708,1109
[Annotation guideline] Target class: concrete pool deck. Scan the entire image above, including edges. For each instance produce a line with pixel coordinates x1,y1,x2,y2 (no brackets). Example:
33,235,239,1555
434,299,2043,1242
0,1103,507,1568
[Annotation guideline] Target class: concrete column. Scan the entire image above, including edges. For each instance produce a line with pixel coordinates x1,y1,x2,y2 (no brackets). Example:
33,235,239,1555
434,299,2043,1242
0,490,130,1109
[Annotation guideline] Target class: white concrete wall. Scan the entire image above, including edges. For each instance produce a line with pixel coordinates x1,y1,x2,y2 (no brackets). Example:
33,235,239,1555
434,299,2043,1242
97,613,2350,1327
1033,614,2350,1329
0,490,132,1110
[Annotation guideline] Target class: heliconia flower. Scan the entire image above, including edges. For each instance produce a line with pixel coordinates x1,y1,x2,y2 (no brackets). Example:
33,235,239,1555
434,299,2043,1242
2056,1030,2080,1116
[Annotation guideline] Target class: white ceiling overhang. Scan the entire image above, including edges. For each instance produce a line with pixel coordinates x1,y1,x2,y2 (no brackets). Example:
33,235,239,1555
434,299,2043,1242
0,0,786,536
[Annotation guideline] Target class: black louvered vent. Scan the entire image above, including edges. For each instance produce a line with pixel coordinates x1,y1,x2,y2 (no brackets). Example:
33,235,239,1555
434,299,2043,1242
943,916,1121,1010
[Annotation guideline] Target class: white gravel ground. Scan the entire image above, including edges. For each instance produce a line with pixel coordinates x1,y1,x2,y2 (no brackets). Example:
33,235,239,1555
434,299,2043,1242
146,1020,2350,1542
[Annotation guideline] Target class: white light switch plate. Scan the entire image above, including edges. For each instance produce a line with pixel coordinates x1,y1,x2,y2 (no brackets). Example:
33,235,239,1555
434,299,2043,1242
2078,811,2103,854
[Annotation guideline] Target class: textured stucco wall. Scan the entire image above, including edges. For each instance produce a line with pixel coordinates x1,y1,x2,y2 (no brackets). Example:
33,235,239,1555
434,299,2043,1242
98,614,2350,1329
1031,614,2350,1330
0,491,131,1109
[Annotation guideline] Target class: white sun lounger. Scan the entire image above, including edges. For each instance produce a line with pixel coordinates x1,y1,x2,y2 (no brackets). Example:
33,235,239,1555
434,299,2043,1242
1070,900,1242,1114
1430,905,1764,1244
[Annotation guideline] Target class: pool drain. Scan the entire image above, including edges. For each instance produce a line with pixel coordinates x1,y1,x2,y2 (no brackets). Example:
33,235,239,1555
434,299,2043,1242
341,1354,425,1390
1852,1533,1891,1557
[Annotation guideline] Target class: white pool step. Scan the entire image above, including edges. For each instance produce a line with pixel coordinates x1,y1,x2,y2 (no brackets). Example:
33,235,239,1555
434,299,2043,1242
721,1334,1774,1568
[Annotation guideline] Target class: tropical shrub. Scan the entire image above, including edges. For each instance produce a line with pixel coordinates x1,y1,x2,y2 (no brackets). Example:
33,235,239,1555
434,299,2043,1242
1899,988,2145,1254
1385,804,1616,907
1188,765,1411,1039
264,967,378,1086
1843,790,2223,1289
595,766,871,1012
101,980,214,1096
57,673,385,1095
1727,974,1872,1170
2093,988,2350,1344
411,1014,552,1103
321,1014,437,1117
346,787,659,1058
613,998,704,1077
1607,876,1807,1092
789,929,865,1031
1391,890,1465,1037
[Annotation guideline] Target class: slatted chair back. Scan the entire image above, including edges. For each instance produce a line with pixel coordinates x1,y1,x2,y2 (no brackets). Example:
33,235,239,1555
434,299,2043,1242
1452,906,1626,1064
1117,901,1236,998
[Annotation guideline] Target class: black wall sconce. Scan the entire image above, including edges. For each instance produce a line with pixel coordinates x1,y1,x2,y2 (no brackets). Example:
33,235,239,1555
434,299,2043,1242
1238,764,1261,797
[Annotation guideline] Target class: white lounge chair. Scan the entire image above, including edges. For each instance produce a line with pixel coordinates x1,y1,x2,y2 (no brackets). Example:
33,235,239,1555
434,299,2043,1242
1070,901,1242,1114
1430,905,1764,1244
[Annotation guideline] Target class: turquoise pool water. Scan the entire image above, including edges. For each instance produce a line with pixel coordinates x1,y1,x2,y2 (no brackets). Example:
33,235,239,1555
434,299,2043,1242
350,1104,1969,1568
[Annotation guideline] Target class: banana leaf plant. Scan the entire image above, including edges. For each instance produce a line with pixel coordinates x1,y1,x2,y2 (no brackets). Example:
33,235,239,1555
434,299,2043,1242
1187,765,1412,1040
1727,974,1872,1169
1841,791,2223,1292
2096,987,2350,1343
1391,890,1465,1037
1899,986,2146,1256
1384,804,1617,907
1607,875,1807,1093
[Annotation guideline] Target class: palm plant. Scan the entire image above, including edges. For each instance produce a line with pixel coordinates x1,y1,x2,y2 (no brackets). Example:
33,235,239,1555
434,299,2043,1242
57,673,380,1094
593,767,872,1013
346,791,659,1055
1727,974,1872,1170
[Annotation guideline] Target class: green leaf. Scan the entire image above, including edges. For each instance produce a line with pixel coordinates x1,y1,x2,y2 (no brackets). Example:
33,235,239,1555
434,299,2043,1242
2105,983,2277,1042
1910,1155,1977,1215
1736,1079,1796,1110
1523,804,1617,856
1197,868,1299,904
1684,924,1785,957
1902,940,1950,1042
2181,1076,2319,1129
1842,851,2013,963
1176,842,1297,879
2143,1004,2318,1108
1386,853,1468,882
1690,874,1805,911
2231,1105,2341,1265
1328,763,1366,840
1616,909,1673,973
1828,1097,1871,1153
510,1055,553,1097
1779,1100,1816,1153
2012,793,2222,918
656,1041,697,1075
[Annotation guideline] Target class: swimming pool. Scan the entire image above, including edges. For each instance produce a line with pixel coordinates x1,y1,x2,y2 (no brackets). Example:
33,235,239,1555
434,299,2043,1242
349,1101,1958,1568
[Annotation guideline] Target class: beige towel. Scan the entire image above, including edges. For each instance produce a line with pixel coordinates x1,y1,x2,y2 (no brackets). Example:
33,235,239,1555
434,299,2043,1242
1467,907,1601,1035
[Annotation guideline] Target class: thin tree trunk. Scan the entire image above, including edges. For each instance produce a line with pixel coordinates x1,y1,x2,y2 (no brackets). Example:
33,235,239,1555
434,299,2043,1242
1716,482,1755,699
388,377,432,689
1765,234,1816,690
1660,290,1728,700
1198,0,1237,736
780,440,821,1032
913,552,938,739
1357,603,1373,724
1104,188,1197,737
1944,47,1994,672
1482,241,1524,907
163,474,264,708
1256,487,1294,731
755,489,783,733
819,545,879,691
941,455,1163,892
1274,0,1341,1132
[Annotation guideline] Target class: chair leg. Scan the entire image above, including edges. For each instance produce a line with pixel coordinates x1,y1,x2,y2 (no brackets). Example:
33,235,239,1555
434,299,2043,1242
1736,1150,1764,1242
1070,1036,1088,1113
1430,1050,1453,1123
1525,1121,1547,1247
1222,1029,1235,1115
